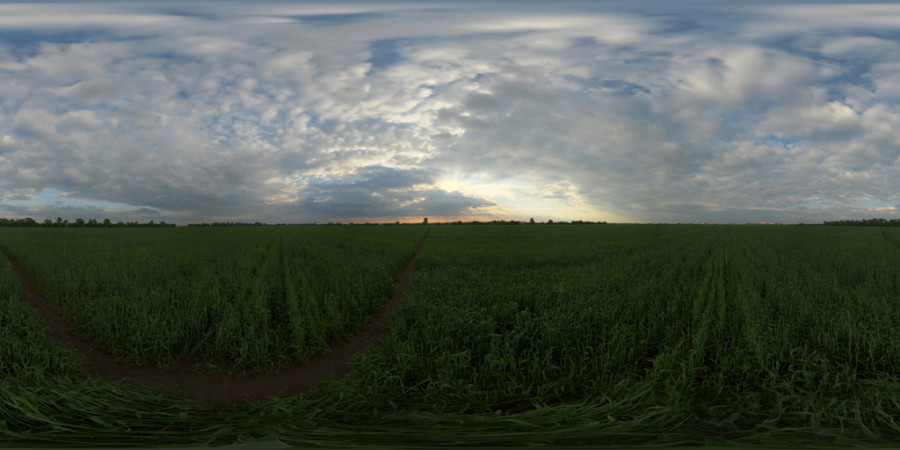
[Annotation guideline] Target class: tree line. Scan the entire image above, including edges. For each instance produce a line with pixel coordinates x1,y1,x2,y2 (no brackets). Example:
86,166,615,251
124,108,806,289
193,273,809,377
0,217,175,228
823,218,900,227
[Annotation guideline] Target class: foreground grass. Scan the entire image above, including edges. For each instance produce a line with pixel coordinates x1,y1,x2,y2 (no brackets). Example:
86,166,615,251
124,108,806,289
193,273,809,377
2,225,900,447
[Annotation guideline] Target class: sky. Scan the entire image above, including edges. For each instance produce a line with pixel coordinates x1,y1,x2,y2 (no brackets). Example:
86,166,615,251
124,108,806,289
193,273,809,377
1,1,900,224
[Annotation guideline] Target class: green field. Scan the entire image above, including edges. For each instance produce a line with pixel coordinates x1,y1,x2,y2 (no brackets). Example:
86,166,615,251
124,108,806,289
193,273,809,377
2,224,900,447
0,226,426,372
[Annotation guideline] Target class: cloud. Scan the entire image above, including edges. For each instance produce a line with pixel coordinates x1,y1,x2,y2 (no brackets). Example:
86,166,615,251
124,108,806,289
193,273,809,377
758,102,862,142
292,166,494,220
742,4,900,38
820,36,899,60
1,1,900,224
0,4,190,28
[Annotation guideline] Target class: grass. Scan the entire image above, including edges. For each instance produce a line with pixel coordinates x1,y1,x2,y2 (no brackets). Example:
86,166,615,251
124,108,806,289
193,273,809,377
2,224,900,447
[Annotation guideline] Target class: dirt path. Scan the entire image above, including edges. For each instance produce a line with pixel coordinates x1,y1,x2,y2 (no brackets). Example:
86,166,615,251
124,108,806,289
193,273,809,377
4,231,428,404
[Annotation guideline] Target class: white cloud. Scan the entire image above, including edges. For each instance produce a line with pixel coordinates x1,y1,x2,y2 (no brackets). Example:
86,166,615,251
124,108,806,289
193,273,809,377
672,45,825,106
463,14,651,44
759,101,861,142
861,104,900,158
820,36,899,60
745,4,900,37
2,1,900,223
0,4,190,28
246,3,436,17
869,61,900,98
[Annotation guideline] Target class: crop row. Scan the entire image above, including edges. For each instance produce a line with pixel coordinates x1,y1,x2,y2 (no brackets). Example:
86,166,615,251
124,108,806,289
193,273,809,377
344,225,900,438
2,224,900,446
0,226,426,372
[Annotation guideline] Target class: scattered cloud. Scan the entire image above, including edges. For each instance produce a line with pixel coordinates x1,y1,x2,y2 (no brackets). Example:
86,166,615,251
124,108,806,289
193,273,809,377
1,1,900,224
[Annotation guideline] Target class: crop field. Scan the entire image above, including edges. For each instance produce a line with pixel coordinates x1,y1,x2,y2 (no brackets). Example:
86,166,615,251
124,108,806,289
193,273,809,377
0,226,426,373
2,224,900,447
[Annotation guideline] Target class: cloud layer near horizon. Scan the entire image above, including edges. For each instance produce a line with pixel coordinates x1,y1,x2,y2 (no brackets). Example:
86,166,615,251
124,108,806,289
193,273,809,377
2,1,900,224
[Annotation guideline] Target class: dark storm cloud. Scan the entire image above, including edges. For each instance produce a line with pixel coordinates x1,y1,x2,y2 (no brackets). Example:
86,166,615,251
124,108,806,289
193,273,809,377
294,166,494,219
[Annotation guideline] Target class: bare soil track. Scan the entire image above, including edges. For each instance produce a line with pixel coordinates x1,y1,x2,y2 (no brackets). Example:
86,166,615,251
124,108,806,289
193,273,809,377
4,231,428,404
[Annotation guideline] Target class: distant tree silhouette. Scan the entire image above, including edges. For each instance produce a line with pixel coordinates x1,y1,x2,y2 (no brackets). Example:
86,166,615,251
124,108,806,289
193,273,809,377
824,218,900,227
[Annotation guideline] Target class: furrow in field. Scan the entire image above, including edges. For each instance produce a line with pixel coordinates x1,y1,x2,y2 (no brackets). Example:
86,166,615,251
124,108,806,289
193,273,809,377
1,230,428,404
881,230,900,252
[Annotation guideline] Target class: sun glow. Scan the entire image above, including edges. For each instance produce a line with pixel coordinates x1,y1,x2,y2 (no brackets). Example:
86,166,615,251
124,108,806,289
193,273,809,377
435,174,628,222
